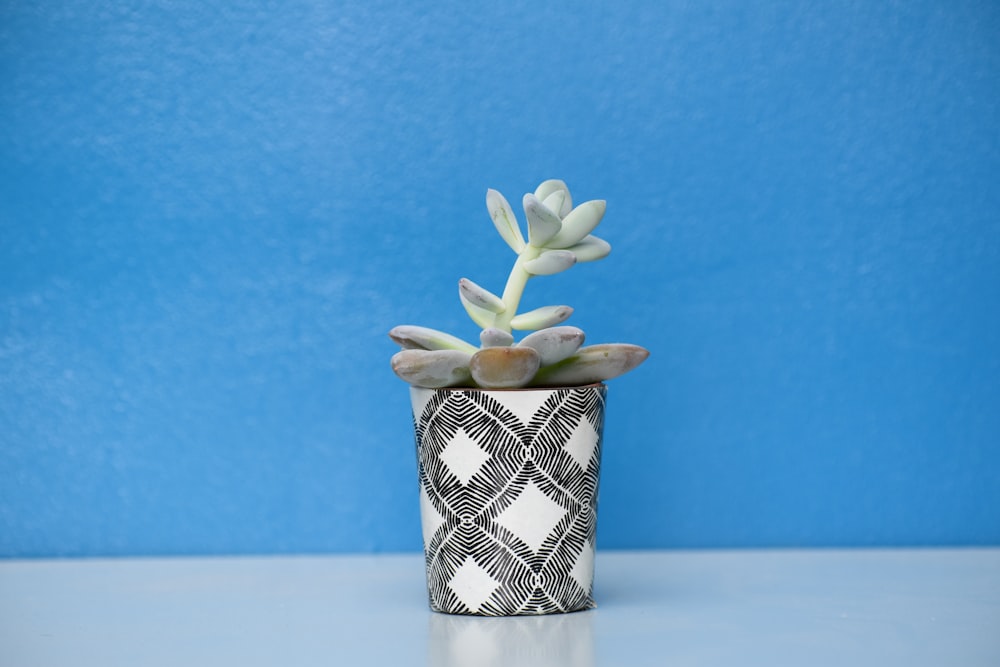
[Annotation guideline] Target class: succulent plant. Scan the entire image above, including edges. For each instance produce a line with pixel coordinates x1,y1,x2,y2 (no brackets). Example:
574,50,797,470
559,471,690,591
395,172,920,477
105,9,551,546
389,179,649,389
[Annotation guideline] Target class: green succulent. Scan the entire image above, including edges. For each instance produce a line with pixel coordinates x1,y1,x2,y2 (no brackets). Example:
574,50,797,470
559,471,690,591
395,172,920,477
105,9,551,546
389,179,649,389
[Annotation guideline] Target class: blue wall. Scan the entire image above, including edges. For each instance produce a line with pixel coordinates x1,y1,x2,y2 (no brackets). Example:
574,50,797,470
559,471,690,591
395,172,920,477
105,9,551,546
2,1,998,557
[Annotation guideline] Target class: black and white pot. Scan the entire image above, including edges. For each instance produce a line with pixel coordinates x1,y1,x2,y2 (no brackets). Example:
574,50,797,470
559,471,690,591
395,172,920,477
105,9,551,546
410,383,606,616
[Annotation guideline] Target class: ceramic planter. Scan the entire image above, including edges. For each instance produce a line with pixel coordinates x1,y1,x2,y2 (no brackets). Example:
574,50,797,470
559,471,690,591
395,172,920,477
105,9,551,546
410,383,606,616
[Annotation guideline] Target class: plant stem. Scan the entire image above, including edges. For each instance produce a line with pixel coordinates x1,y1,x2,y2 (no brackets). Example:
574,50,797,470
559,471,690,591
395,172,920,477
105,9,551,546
494,246,541,332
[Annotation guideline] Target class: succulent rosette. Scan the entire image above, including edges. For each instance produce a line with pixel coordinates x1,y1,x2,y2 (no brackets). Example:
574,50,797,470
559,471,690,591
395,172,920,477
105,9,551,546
390,179,649,389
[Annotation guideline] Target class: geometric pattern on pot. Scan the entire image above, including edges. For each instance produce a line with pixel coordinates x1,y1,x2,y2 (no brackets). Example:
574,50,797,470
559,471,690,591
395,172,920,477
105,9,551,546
411,384,607,616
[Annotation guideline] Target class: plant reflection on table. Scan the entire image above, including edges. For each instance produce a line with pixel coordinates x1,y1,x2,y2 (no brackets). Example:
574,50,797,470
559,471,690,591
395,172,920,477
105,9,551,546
427,610,595,667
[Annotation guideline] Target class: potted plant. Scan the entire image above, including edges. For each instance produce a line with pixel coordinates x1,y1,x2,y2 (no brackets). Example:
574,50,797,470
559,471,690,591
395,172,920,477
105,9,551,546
390,179,648,616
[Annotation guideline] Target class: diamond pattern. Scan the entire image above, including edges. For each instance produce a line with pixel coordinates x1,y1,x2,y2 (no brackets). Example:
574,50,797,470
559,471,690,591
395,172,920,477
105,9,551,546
495,481,568,552
412,384,606,616
499,390,555,427
448,556,501,613
439,427,491,485
570,538,595,593
564,417,599,470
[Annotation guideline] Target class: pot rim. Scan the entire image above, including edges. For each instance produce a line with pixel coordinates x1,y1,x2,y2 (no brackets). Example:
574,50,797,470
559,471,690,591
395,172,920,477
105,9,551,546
414,382,606,393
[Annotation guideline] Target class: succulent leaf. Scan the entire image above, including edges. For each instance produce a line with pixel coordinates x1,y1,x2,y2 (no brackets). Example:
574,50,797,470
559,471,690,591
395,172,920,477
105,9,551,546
541,190,568,219
389,325,478,354
480,328,515,348
459,278,506,314
530,343,649,387
391,349,473,388
564,235,611,263
534,179,572,216
546,200,606,249
470,346,541,389
390,180,648,390
460,291,497,329
517,326,585,366
509,305,573,330
486,189,526,253
522,249,576,276
522,193,562,246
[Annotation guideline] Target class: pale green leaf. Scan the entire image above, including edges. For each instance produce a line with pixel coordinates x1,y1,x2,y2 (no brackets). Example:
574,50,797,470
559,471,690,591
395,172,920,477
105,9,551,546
460,291,496,329
522,249,576,276
470,346,541,389
486,188,526,253
522,193,562,246
391,349,473,388
546,200,606,249
458,278,505,314
517,326,585,366
541,189,569,219
530,343,649,387
509,305,573,330
480,328,515,348
564,235,611,263
534,179,572,216
389,325,478,354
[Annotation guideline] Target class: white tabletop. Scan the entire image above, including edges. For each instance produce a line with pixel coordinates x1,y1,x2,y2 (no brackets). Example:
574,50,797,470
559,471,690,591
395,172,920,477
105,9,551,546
2,549,998,666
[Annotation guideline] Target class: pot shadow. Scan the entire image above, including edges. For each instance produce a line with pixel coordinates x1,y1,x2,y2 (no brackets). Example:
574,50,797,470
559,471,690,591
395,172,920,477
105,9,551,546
426,609,595,667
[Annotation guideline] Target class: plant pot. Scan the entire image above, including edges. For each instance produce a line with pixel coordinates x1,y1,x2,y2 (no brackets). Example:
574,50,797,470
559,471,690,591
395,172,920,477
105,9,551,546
410,383,607,616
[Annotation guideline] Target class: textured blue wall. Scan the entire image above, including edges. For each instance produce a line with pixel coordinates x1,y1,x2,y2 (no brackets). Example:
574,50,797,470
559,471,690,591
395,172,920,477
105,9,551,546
2,1,998,557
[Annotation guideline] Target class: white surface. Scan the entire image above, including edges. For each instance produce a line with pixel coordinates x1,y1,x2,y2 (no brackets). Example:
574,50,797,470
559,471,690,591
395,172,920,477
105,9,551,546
2,549,998,666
